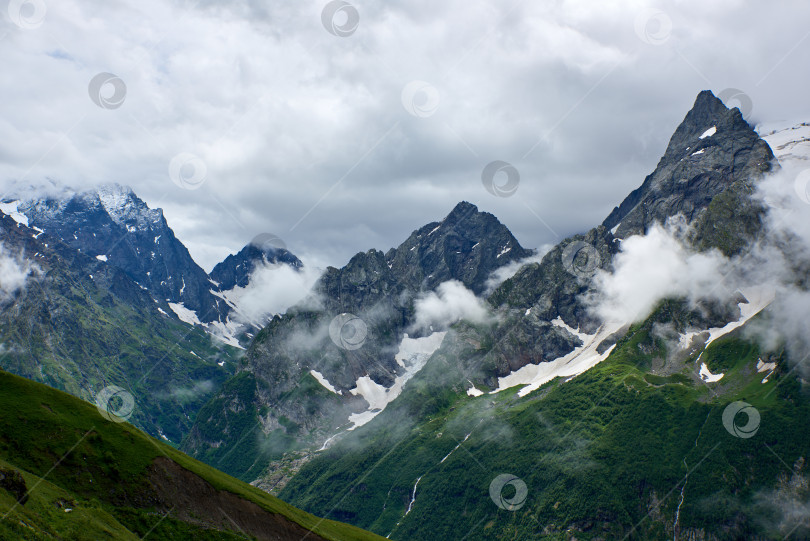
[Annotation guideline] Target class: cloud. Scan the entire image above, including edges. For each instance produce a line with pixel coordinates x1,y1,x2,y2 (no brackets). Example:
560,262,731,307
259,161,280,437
588,219,730,324
484,245,553,295
227,262,323,327
586,162,810,373
411,280,493,332
3,1,810,271
0,243,39,303
162,380,215,402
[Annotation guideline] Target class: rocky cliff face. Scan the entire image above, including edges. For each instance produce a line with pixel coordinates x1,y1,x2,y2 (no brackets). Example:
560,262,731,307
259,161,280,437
603,90,774,239
182,201,533,480
5,184,304,335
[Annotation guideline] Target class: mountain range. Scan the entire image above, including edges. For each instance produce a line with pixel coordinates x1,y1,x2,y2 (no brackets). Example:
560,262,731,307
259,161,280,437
1,89,809,539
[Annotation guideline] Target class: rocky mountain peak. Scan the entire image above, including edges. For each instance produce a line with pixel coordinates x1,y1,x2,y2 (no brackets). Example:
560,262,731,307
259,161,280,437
602,89,775,238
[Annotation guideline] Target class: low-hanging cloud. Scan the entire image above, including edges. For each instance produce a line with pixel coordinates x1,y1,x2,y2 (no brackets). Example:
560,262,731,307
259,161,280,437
588,220,730,325
0,243,39,303
228,262,323,327
484,246,554,295
586,162,810,372
411,280,493,332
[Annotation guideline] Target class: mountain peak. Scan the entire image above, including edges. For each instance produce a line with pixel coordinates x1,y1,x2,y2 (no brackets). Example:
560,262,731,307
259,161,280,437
444,201,479,224
602,89,774,237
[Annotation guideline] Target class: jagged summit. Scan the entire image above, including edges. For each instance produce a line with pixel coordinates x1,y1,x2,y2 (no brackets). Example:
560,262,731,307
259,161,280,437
602,90,775,238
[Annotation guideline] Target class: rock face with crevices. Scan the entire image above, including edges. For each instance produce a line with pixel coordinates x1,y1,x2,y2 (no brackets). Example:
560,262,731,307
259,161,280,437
602,90,774,240
183,202,532,481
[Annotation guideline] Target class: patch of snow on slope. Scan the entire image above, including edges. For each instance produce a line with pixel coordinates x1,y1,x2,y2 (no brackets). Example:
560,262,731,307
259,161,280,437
95,255,108,261
700,286,774,352
759,121,810,163
691,149,705,156
205,319,244,349
551,316,591,342
699,362,724,382
167,302,201,326
494,321,624,398
348,331,447,429
0,201,29,226
310,370,342,395
699,126,716,139
757,358,777,383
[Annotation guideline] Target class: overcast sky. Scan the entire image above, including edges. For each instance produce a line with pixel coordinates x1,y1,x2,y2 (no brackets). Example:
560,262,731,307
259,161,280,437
2,0,809,271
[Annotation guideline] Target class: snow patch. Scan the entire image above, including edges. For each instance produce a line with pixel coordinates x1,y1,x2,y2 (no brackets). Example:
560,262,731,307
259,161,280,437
0,201,29,226
493,321,623,397
95,255,108,262
699,362,724,383
496,246,512,258
167,302,202,326
310,370,342,395
348,331,446,429
699,126,716,139
691,149,705,156
205,319,244,349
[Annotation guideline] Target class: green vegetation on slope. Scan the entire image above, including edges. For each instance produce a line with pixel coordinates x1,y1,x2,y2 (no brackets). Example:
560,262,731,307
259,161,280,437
281,315,810,540
0,369,384,541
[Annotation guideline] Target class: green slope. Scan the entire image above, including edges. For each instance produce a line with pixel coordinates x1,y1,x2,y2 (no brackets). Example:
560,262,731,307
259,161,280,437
281,309,810,540
0,369,384,541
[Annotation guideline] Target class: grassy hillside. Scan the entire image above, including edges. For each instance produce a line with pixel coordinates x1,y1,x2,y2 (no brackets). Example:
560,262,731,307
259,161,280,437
0,369,384,541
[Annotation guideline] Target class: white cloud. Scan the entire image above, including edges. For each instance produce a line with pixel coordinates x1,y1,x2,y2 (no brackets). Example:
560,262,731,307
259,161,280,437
411,280,493,331
588,220,730,324
484,245,553,294
227,262,323,326
2,1,810,270
0,243,39,303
